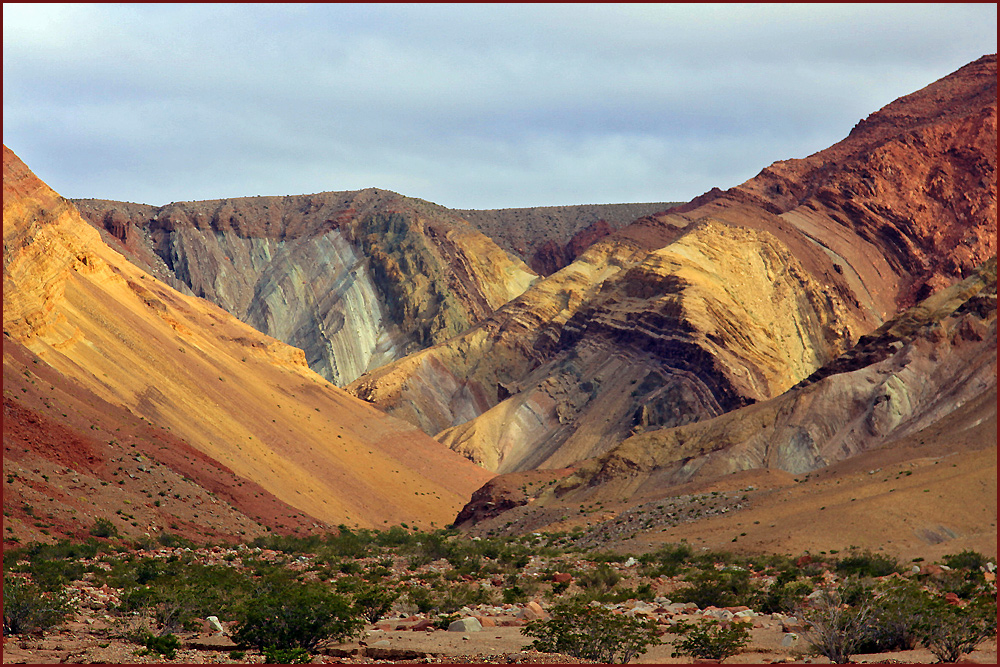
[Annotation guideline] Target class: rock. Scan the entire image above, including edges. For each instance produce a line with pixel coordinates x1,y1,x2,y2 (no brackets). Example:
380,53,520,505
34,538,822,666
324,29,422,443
624,557,638,567
552,572,573,584
206,615,224,635
473,615,497,628
516,601,549,621
410,619,436,631
370,640,391,648
735,610,757,618
447,617,483,633
781,632,799,647
945,592,962,605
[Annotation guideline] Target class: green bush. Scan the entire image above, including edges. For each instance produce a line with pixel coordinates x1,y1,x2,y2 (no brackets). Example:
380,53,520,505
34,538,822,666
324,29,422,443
639,542,693,577
3,576,75,635
232,581,363,651
673,567,761,609
942,550,992,572
834,549,899,578
915,592,997,663
89,517,119,539
575,563,621,592
522,599,659,663
857,578,925,653
802,582,875,664
671,620,751,661
138,631,180,659
262,646,312,663
758,569,812,614
352,582,399,623
405,584,436,613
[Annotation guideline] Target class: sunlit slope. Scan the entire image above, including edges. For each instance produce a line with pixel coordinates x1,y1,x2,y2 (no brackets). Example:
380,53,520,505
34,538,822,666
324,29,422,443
3,145,492,530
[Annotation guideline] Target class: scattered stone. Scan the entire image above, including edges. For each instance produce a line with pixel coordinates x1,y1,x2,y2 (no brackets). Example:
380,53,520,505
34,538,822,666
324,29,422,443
516,601,549,621
448,617,483,633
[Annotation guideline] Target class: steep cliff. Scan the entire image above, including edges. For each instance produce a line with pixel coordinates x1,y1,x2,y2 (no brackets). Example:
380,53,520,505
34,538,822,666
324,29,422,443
74,191,537,386
4,146,493,536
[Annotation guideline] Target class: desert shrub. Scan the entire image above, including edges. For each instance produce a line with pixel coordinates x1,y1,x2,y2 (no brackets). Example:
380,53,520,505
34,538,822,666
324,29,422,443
3,575,75,635
639,542,693,577
232,580,363,651
575,563,621,592
758,573,813,614
435,613,460,630
834,548,899,578
671,620,752,661
942,550,992,572
434,581,496,613
522,599,659,663
857,577,925,653
136,631,180,659
802,581,875,664
914,592,997,663
89,517,119,539
106,557,261,634
352,582,399,623
673,567,761,609
262,646,312,664
18,557,86,591
405,584,436,614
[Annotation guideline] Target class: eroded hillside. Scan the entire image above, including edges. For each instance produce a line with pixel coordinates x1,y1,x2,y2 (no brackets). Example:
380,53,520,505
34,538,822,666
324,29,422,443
3,146,493,543
347,55,997,478
73,191,537,387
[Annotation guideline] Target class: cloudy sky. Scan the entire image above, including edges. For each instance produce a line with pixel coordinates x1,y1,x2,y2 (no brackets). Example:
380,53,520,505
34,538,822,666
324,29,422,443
3,3,996,210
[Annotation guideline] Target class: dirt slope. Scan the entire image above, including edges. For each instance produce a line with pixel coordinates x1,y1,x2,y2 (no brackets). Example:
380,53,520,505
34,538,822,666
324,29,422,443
3,145,493,539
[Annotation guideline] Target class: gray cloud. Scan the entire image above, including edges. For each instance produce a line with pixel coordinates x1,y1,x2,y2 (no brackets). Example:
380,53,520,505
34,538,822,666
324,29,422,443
3,3,996,208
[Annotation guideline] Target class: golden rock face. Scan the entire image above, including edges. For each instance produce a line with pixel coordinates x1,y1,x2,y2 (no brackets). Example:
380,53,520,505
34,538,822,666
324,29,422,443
3,146,493,531
72,191,538,387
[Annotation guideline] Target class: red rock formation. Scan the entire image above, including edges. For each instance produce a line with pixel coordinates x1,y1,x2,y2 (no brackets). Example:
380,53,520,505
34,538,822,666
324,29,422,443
529,219,614,275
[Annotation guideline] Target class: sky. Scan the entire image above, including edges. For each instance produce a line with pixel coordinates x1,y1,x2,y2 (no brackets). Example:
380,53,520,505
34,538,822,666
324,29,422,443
3,4,997,210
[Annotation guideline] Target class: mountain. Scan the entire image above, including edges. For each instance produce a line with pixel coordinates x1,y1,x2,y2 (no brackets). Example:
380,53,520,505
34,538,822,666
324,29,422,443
3,145,493,546
346,55,996,480
454,256,996,560
455,202,681,274
72,191,537,387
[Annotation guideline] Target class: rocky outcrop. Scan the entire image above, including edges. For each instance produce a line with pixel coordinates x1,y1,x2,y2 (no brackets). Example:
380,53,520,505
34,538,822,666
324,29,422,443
4,146,493,532
453,256,996,541
538,256,997,502
457,202,680,263
529,218,614,275
74,191,537,386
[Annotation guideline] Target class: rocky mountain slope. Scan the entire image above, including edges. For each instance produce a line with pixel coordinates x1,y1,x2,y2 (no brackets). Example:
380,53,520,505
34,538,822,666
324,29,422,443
3,146,493,545
454,255,996,560
73,191,537,387
347,55,996,479
456,202,681,274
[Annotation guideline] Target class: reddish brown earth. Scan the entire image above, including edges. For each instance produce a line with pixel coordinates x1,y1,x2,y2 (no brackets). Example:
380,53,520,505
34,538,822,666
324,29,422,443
3,338,320,548
529,219,614,275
